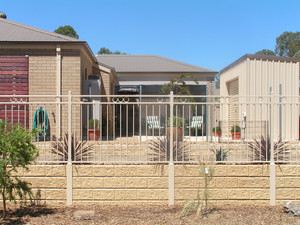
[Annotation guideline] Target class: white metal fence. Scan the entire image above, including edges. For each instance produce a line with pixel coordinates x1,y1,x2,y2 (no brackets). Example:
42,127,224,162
1,92,300,164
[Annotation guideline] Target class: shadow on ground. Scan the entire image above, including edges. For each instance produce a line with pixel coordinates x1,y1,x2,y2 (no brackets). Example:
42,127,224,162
0,205,56,225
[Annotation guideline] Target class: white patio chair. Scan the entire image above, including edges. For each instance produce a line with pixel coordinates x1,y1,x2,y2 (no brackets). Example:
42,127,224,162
187,116,203,136
147,116,164,135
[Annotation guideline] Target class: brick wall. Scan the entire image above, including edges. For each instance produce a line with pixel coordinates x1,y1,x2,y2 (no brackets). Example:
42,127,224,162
80,51,94,80
11,164,300,206
61,49,81,136
175,165,270,205
17,165,66,206
73,165,168,205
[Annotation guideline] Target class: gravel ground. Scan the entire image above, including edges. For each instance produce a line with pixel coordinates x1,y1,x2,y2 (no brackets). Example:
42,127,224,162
1,204,299,225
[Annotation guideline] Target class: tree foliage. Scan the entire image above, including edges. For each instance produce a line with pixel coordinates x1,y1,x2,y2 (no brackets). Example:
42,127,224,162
97,47,127,55
275,31,300,57
0,120,39,217
161,74,199,95
255,49,276,56
293,50,300,58
54,25,79,39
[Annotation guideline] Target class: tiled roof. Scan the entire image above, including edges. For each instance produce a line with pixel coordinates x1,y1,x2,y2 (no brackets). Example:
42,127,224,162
96,55,216,73
0,18,83,43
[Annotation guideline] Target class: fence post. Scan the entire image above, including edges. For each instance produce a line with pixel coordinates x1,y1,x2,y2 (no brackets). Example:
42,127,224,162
210,82,213,142
67,91,73,205
169,91,175,206
269,87,276,206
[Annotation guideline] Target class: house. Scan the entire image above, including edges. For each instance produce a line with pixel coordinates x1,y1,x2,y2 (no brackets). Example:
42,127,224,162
220,54,300,140
0,17,99,137
96,54,216,95
96,55,218,136
0,17,218,139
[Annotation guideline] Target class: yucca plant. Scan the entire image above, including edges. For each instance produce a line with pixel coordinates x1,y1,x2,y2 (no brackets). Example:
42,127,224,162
248,135,290,161
148,136,189,161
211,147,229,161
51,133,94,162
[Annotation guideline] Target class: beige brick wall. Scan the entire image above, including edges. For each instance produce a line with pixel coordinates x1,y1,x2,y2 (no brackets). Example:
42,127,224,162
276,165,300,202
17,165,66,206
7,164,300,206
60,49,82,136
81,51,94,80
175,164,271,205
73,165,168,205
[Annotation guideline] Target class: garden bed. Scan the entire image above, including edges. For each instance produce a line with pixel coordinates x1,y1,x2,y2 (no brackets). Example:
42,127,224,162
0,204,298,224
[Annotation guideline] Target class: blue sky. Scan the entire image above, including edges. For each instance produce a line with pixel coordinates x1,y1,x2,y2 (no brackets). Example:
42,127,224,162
1,0,300,71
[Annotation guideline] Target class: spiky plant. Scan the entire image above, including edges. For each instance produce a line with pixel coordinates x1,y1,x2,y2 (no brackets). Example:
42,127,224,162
248,135,290,161
211,147,229,161
51,133,94,162
148,136,190,161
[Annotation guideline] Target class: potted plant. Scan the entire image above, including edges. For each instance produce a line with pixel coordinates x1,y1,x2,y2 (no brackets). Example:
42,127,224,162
212,126,222,137
166,116,185,141
88,119,100,141
231,125,241,140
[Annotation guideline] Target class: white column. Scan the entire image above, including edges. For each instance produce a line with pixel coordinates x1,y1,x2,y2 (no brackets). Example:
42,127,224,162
67,91,73,205
169,91,175,206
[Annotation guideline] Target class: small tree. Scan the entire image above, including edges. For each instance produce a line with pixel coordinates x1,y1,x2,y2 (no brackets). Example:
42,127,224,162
161,74,200,116
180,161,214,217
161,74,199,96
0,120,39,217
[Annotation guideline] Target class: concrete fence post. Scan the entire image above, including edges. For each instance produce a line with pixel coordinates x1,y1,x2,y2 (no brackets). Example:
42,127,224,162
67,91,73,205
169,91,175,206
269,87,276,206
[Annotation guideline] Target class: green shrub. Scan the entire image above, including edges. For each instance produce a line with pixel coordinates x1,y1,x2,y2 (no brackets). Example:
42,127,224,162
167,116,185,128
231,125,241,133
212,126,221,133
0,120,39,217
89,119,100,129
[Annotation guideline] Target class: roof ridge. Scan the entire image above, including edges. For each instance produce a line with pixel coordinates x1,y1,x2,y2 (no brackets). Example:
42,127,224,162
96,54,153,57
153,55,215,72
0,19,82,42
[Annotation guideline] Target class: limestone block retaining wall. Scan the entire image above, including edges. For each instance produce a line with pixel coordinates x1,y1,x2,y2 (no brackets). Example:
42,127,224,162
11,164,300,206
19,165,66,206
72,165,168,205
175,165,270,205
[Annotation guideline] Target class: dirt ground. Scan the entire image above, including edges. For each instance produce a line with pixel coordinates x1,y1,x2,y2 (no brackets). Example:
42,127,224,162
0,204,299,225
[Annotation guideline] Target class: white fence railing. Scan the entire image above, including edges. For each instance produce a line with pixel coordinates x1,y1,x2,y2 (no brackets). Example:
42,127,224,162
1,92,300,164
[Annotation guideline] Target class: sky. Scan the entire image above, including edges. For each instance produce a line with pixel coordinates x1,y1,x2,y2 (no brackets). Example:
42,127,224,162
1,0,300,71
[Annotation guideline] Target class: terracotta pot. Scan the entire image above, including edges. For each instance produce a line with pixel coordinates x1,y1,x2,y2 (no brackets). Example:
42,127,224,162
166,127,184,141
89,129,101,141
214,131,221,137
231,132,241,140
